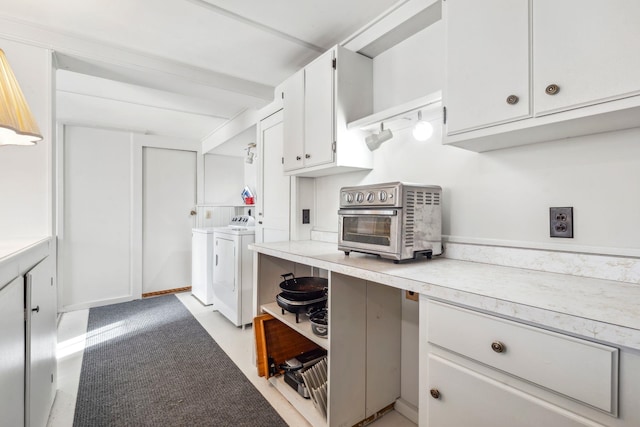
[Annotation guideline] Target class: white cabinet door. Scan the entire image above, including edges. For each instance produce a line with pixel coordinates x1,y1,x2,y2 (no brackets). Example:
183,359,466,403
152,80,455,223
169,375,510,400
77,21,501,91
0,277,25,427
213,235,238,322
533,0,640,115
303,48,335,168
26,256,56,427
427,354,598,427
445,0,530,134
282,70,305,172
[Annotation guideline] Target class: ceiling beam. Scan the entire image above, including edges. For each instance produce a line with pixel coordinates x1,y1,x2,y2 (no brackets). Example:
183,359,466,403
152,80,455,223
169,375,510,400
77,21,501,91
0,14,274,102
185,0,325,53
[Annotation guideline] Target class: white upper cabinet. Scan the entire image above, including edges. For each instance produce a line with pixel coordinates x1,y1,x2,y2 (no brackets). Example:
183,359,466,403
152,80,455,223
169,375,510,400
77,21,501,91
444,0,640,152
282,45,373,177
304,50,336,169
282,69,305,171
445,0,530,134
533,0,640,115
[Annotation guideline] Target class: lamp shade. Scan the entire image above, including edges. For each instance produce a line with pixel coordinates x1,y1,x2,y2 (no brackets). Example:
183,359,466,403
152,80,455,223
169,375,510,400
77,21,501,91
0,48,42,146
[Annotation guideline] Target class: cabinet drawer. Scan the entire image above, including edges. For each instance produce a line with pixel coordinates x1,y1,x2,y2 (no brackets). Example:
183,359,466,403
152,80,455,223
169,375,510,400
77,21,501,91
427,354,603,427
426,301,618,413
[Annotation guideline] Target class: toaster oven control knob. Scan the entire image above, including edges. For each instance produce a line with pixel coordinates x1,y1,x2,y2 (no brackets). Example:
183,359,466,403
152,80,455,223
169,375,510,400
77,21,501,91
366,192,375,203
378,190,388,202
356,192,365,203
344,192,354,203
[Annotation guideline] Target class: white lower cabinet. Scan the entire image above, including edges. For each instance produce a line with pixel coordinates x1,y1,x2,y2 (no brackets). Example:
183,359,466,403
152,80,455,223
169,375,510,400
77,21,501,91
1,247,56,427
420,298,640,427
427,354,600,427
26,255,57,427
0,276,25,427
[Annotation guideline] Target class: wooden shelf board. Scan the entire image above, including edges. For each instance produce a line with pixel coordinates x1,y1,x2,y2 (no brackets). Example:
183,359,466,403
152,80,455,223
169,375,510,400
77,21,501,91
261,302,329,351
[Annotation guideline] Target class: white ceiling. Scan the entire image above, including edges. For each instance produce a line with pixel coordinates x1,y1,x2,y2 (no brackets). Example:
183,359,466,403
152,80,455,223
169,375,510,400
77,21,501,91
0,0,406,153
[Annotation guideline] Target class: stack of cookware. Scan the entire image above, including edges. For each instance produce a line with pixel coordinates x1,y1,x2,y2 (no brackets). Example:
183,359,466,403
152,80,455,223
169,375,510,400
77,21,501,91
276,273,327,323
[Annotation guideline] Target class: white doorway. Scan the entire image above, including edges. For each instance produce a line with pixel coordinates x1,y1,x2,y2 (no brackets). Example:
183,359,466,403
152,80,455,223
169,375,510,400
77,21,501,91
142,147,197,295
256,109,290,243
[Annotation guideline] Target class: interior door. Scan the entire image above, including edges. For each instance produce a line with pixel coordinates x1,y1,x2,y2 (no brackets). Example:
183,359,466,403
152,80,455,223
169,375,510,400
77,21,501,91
142,147,197,294
257,109,291,243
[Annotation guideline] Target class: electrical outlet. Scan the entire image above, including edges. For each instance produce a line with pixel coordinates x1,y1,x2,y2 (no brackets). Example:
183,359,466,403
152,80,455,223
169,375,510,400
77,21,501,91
550,207,573,238
302,209,310,224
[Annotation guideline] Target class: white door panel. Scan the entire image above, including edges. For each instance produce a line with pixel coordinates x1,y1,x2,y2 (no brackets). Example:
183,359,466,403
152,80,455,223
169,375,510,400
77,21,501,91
143,147,196,293
62,127,132,307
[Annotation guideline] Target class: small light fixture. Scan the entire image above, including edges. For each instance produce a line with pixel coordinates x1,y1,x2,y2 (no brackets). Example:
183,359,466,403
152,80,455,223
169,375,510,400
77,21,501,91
365,122,393,151
245,142,256,164
0,49,42,146
412,110,433,142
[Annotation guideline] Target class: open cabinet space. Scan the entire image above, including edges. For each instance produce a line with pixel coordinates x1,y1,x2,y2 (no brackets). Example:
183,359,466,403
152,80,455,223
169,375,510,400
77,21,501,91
253,253,403,427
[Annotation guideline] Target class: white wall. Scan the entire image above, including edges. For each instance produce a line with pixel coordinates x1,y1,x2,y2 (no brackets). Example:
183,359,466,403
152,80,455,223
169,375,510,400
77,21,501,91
315,21,640,256
0,38,52,239
203,154,245,204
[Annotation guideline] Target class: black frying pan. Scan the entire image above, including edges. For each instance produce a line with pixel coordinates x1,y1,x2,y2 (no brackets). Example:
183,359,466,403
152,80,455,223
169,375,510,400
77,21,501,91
279,273,327,298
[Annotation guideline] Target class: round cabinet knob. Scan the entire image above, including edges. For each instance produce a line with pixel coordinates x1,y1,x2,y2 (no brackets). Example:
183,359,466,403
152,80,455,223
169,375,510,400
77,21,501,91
379,190,387,202
545,84,560,95
296,155,302,161
366,192,375,203
305,153,311,159
32,306,40,313
491,341,506,353
356,192,365,203
506,95,519,105
430,388,441,399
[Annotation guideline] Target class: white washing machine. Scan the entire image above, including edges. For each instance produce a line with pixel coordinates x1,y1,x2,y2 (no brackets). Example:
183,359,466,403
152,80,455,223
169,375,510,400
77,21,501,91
212,216,255,327
191,228,215,305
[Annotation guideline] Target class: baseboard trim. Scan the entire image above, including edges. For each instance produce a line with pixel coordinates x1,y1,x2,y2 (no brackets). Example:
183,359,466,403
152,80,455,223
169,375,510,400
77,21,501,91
394,398,418,424
142,286,192,298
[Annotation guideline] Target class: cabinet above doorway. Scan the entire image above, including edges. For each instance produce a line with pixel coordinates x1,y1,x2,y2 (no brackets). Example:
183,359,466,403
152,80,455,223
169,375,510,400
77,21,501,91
281,45,373,177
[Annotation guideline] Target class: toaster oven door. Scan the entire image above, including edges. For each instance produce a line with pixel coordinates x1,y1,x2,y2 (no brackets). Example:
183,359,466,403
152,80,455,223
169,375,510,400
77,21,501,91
338,209,401,256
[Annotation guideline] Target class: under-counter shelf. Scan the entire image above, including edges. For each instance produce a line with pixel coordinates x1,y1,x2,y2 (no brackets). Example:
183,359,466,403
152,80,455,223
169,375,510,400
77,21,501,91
268,375,326,427
261,302,329,351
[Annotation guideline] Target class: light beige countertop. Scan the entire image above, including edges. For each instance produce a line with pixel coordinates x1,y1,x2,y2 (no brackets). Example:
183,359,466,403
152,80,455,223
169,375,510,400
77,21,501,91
250,240,640,351
0,237,51,288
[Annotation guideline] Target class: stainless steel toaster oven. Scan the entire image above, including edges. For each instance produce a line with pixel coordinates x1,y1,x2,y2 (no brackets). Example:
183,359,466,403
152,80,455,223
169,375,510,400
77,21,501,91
338,182,442,262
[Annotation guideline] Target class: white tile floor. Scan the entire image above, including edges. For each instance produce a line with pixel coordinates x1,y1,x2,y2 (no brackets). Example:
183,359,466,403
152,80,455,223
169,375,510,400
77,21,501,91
47,292,416,427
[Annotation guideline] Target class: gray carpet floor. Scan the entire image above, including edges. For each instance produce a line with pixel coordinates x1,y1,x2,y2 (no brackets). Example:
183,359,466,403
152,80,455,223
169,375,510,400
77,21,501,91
73,294,287,427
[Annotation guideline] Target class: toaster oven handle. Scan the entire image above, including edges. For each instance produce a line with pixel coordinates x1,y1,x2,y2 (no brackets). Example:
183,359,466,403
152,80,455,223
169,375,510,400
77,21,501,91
338,209,398,216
